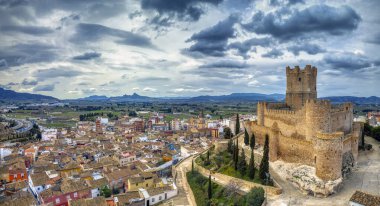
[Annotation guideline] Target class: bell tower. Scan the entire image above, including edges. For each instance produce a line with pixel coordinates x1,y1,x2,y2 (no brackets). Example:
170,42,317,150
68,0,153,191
285,65,317,110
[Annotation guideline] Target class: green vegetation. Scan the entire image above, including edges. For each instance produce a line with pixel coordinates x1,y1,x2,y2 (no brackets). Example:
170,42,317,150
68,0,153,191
196,149,262,184
259,135,270,185
248,149,255,179
250,132,255,149
244,128,249,146
186,171,249,206
245,187,265,206
235,113,240,135
223,127,232,139
100,186,112,198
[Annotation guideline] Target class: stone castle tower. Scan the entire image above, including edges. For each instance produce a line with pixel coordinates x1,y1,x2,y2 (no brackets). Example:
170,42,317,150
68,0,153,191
246,65,363,184
286,65,317,110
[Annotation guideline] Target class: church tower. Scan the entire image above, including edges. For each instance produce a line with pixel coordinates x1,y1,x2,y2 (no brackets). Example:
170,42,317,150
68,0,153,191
285,65,317,110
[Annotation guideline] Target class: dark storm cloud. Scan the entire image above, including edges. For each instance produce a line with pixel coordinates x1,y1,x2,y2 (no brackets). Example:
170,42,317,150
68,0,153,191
70,23,156,49
0,42,57,67
287,43,325,56
323,52,372,70
199,60,249,69
243,5,361,40
33,68,85,80
365,33,380,44
183,15,239,57
22,79,38,86
269,0,304,6
140,0,223,22
0,25,54,35
0,59,7,69
33,84,55,92
228,37,273,59
72,52,101,61
262,49,284,58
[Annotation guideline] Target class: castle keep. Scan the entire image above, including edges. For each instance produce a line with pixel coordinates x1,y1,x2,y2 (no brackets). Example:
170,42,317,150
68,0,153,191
246,65,363,181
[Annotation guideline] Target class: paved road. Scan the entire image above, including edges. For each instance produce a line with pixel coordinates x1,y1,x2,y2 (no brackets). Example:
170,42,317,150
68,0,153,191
268,136,380,206
160,156,195,206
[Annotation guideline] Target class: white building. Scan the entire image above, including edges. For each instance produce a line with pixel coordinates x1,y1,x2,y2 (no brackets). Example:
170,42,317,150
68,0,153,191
41,128,57,141
140,184,177,205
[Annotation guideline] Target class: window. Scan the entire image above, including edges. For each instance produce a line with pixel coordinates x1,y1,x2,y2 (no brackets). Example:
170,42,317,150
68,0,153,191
298,77,301,82
56,198,60,204
74,192,78,198
159,196,162,200
21,173,24,177
152,198,155,202
146,183,148,187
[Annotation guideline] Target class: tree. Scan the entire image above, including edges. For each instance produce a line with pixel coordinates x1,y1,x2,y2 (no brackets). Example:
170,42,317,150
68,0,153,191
205,150,210,166
235,113,240,135
208,174,212,204
245,187,265,206
238,149,247,176
227,138,233,154
234,138,239,170
363,122,373,136
100,186,112,198
372,126,380,141
259,135,270,184
244,128,249,146
248,149,255,180
224,127,232,139
250,132,255,150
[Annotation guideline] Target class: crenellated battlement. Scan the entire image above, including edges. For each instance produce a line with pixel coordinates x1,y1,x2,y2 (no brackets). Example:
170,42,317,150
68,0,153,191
286,65,317,75
266,108,296,115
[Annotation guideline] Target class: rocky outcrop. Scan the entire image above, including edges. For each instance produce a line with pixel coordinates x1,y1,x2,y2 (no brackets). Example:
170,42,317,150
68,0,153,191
272,161,342,197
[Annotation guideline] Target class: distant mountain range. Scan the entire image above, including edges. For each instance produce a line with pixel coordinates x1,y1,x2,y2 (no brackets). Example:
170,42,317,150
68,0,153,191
0,88,58,103
1,87,380,104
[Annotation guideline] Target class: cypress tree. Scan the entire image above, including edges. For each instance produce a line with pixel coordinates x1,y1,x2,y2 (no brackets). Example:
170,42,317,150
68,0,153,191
206,150,210,165
259,135,270,183
250,132,255,150
234,138,239,170
244,128,249,146
248,149,255,179
238,148,247,176
191,160,194,173
227,138,233,154
208,174,212,203
235,113,240,135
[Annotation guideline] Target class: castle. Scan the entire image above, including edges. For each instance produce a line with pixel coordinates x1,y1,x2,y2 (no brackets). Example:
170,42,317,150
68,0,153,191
246,65,363,181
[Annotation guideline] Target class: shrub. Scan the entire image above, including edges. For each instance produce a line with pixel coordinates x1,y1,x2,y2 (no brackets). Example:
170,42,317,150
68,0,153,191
244,187,265,206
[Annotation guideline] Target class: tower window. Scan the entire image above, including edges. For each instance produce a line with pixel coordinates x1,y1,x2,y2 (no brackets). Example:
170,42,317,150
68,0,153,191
298,77,301,81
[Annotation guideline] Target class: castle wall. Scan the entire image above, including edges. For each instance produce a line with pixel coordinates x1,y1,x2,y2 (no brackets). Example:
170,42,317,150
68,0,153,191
330,103,353,134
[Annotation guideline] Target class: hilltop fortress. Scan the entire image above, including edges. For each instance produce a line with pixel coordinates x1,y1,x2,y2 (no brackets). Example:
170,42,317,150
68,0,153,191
246,65,363,182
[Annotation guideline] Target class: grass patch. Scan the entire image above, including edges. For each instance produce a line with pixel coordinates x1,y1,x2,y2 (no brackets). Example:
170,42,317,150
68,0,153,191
186,171,245,206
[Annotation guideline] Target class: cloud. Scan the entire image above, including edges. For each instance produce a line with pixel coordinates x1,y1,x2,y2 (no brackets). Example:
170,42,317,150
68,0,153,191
0,59,7,69
143,87,157,92
0,42,58,67
0,25,54,35
323,52,372,70
287,43,325,56
262,49,284,58
183,15,239,57
269,0,304,6
228,37,273,59
243,5,361,40
70,23,156,49
33,68,85,80
199,60,249,69
33,84,55,92
140,0,222,22
138,77,170,81
21,79,38,86
72,52,101,60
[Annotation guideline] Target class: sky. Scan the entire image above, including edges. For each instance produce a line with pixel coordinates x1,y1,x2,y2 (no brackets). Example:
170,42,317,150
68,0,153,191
0,0,379,99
